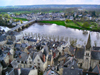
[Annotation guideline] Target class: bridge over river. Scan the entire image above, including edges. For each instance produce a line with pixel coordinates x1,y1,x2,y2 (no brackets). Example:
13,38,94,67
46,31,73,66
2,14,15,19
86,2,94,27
11,20,36,31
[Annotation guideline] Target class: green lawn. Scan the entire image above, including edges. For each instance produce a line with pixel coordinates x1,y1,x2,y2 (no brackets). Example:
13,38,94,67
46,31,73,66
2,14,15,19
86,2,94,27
12,17,28,21
39,20,99,31
39,20,66,26
39,20,82,30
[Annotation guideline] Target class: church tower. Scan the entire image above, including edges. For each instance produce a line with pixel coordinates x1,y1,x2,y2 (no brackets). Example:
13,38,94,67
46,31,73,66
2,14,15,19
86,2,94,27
82,33,91,70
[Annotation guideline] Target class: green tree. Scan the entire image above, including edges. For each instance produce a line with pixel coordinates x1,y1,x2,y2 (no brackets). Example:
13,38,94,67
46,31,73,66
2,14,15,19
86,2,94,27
91,11,96,17
82,22,90,28
4,14,11,19
66,19,71,23
20,20,23,24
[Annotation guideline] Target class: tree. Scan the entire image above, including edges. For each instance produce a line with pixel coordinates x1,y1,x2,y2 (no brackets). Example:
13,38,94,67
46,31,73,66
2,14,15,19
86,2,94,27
70,38,77,47
91,11,96,17
4,14,11,19
82,22,90,28
66,19,71,23
20,20,23,24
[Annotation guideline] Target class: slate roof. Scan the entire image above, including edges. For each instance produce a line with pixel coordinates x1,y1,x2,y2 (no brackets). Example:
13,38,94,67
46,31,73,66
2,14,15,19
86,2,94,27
0,49,2,55
27,38,37,42
0,34,6,42
63,57,83,75
83,71,98,75
14,43,21,49
43,70,59,75
63,67,83,75
8,60,19,68
92,65,100,74
30,52,38,60
2,67,14,75
69,45,75,55
75,47,85,59
16,52,29,62
43,46,49,56
48,55,52,61
91,51,100,60
21,68,31,75
93,46,100,51
6,40,13,45
14,68,31,75
0,60,7,68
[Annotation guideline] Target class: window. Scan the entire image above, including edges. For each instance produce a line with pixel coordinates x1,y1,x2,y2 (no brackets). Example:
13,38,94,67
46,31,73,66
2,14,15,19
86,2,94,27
38,67,40,69
38,63,40,65
30,62,31,64
22,61,23,63
25,61,27,64
30,65,32,68
86,53,89,56
86,58,88,60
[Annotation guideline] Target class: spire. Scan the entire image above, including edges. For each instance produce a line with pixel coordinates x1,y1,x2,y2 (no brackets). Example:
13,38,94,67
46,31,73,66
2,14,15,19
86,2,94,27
86,33,91,50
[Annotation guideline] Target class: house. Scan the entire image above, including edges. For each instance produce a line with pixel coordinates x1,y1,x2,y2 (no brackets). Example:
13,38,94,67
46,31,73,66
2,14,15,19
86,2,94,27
75,33,100,70
62,57,83,75
32,46,49,72
16,52,33,68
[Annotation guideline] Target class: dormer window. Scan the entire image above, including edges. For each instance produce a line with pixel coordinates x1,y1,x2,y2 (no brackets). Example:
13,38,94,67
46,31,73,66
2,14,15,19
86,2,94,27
38,59,39,61
71,66,74,69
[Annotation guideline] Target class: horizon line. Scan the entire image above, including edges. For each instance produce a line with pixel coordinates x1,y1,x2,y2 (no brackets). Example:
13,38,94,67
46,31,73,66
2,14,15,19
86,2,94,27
0,4,100,7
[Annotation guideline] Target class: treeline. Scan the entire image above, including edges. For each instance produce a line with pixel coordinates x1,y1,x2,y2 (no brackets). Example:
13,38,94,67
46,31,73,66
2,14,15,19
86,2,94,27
0,14,14,28
0,8,65,13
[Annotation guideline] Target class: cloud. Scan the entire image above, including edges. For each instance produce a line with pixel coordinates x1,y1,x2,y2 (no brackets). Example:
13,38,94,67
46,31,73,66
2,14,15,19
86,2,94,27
0,0,100,6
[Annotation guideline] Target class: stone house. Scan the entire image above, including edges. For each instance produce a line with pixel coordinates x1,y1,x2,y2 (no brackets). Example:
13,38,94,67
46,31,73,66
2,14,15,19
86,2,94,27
16,52,33,68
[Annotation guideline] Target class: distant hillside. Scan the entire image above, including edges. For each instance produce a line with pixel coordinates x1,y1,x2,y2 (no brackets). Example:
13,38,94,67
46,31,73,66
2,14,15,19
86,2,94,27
4,5,100,8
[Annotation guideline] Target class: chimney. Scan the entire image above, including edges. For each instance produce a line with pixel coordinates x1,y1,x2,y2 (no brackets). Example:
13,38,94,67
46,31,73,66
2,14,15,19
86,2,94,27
19,55,21,58
43,54,45,62
18,68,21,75
53,52,56,58
8,52,10,55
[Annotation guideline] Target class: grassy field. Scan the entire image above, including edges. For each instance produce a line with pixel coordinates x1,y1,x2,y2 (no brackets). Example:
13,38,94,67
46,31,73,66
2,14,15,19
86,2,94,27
12,17,28,21
39,20,66,26
39,20,99,31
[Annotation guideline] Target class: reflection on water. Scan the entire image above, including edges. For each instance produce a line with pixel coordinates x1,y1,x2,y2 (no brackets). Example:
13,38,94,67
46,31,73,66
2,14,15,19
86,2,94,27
16,23,100,46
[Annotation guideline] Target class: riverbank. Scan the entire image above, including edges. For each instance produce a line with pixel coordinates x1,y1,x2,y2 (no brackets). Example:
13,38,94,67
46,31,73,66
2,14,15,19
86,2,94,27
39,20,100,32
12,17,28,21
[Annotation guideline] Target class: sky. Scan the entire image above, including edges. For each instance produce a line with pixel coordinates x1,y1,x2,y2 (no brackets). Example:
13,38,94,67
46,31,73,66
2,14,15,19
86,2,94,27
0,0,100,6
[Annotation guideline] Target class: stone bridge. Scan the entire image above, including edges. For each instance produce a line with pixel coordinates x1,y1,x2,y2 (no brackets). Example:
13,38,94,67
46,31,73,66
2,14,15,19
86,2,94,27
11,20,36,32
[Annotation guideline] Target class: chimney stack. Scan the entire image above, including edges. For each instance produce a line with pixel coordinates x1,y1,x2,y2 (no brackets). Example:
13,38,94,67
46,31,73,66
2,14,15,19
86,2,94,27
43,54,45,62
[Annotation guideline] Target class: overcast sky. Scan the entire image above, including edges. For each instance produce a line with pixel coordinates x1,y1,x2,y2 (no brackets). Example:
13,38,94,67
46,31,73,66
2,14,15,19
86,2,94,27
0,0,100,6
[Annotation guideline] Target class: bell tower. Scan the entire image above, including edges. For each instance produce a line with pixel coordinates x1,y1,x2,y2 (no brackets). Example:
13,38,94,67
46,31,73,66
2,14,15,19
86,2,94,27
82,33,91,70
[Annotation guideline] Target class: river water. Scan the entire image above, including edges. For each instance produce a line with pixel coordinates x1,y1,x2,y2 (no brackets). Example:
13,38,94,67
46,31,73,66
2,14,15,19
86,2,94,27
16,23,100,46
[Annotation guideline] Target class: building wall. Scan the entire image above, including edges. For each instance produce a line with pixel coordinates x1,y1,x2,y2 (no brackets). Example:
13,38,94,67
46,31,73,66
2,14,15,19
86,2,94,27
82,50,91,70
91,60,99,69
0,64,2,75
28,69,38,75
33,55,44,71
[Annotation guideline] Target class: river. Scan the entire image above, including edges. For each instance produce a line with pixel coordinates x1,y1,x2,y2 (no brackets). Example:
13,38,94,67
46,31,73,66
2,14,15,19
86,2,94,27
15,23,100,46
